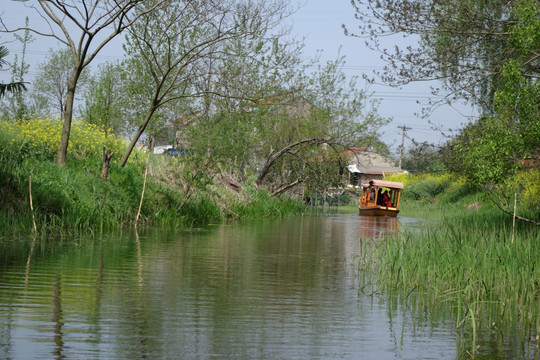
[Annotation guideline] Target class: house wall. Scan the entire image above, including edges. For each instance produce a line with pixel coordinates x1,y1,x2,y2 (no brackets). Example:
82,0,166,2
350,173,385,186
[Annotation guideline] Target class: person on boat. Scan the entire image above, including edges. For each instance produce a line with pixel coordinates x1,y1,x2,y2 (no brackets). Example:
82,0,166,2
376,188,384,205
382,191,393,207
369,187,376,201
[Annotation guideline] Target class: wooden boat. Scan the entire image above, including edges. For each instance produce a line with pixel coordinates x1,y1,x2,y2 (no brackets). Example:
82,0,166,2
358,179,404,217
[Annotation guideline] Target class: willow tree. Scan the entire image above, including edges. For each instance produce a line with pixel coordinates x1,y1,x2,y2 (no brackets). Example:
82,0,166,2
1,0,165,166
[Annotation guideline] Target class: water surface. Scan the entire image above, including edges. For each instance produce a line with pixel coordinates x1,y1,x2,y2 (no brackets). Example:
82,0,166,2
0,215,530,359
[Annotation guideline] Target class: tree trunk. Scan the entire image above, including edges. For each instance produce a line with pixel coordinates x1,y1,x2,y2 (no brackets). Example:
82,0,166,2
119,104,158,167
56,68,81,167
101,151,114,181
271,179,303,197
254,137,327,188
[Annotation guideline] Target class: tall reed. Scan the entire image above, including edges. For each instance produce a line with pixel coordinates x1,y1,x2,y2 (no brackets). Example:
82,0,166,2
367,210,539,357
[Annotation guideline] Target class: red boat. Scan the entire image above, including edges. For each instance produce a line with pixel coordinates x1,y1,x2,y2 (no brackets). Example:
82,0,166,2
358,179,404,217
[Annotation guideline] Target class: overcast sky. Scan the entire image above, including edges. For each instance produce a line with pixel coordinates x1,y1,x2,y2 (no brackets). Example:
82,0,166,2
1,0,477,154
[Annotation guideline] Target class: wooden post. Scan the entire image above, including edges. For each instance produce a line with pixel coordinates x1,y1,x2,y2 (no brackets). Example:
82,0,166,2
29,175,37,233
101,151,114,181
135,167,148,226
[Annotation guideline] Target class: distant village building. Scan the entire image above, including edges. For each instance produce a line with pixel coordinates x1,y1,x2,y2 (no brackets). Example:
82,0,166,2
343,147,402,186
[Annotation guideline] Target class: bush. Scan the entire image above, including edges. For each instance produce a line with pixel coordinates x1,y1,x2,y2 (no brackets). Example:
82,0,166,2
387,173,469,203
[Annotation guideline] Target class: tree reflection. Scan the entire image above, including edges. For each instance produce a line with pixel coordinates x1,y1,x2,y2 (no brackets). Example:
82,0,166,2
52,274,64,360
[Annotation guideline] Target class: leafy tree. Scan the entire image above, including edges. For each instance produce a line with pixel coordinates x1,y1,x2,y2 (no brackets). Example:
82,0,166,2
191,52,390,195
348,0,539,222
345,0,527,112
81,61,131,180
252,56,390,194
0,18,31,116
82,61,127,136
440,1,540,185
2,0,167,166
31,48,90,118
401,142,444,174
118,0,292,167
183,26,308,180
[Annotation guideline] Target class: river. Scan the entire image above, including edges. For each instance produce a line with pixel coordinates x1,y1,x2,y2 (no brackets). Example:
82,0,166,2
0,215,535,359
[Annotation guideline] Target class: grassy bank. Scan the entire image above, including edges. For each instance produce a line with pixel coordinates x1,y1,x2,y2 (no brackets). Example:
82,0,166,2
0,156,310,235
0,117,310,235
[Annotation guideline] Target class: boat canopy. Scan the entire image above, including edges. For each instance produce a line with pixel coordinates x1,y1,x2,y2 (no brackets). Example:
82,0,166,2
361,179,404,189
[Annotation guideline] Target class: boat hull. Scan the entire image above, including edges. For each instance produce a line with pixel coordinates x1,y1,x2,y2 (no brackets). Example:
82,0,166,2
358,206,399,217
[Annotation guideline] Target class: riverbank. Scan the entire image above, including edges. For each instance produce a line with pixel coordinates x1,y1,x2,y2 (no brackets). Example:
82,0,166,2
0,156,312,236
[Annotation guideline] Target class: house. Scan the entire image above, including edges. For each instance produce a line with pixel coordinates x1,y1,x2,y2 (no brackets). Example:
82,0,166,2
344,147,402,186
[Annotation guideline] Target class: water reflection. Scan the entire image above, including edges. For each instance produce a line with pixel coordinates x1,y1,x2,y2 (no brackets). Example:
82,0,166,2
358,216,399,241
0,216,535,359
52,274,64,360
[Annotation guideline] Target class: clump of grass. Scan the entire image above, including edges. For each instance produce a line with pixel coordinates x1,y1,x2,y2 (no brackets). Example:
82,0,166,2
230,185,308,219
0,159,137,234
367,209,539,356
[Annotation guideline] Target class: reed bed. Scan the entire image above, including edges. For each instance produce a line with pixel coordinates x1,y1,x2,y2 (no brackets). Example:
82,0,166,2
359,210,539,357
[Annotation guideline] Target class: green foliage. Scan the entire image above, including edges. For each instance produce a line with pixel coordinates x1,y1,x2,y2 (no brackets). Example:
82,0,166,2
30,47,91,118
178,197,222,225
496,168,540,219
386,172,474,205
230,186,307,219
442,115,523,185
351,0,540,195
0,115,311,234
0,21,31,114
0,159,134,232
82,61,130,138
442,1,540,188
407,177,451,202
401,142,445,173
518,169,540,214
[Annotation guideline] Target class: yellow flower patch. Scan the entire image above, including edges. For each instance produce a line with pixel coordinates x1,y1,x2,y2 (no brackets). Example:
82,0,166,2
0,116,128,162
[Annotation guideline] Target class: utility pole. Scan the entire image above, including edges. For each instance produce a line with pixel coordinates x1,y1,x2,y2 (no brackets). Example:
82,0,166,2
397,125,412,171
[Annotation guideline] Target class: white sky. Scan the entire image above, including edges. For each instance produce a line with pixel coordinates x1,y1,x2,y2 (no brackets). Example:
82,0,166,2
0,0,477,154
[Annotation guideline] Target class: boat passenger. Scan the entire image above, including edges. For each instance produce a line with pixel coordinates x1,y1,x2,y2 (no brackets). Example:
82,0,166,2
369,188,376,201
376,189,384,205
382,191,393,207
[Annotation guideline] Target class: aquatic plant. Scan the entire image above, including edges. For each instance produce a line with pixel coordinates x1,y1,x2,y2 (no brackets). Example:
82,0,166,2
364,210,540,358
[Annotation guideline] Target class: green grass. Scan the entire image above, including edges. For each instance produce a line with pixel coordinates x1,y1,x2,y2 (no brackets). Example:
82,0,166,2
356,206,539,357
0,154,313,234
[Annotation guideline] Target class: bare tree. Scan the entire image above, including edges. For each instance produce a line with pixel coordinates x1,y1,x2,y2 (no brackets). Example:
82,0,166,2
1,0,164,166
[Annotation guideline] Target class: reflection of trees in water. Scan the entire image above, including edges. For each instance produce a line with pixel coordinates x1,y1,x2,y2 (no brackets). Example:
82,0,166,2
0,221,533,359
0,303,14,359
24,237,38,289
52,274,64,360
